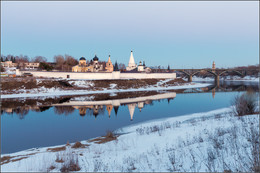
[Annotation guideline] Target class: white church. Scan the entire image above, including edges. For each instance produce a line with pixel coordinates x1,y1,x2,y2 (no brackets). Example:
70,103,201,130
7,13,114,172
126,51,151,73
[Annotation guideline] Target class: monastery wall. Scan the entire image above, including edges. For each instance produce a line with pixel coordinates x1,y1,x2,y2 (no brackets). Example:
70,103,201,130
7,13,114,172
17,70,176,80
120,72,176,79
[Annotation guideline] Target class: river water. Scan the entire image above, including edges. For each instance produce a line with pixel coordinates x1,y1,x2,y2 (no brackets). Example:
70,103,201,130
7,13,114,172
1,81,258,154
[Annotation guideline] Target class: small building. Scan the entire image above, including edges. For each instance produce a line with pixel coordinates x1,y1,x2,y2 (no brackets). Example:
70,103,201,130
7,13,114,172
1,61,18,68
138,61,151,73
1,61,39,70
24,62,40,69
138,61,144,72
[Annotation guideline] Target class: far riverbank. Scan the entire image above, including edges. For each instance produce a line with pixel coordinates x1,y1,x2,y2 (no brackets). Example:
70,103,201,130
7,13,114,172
1,77,211,98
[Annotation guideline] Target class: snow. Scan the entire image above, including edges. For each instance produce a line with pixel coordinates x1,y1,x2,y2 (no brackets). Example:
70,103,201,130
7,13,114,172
2,67,16,74
68,80,94,88
1,82,211,99
156,78,174,86
1,106,259,172
70,96,95,101
109,83,117,89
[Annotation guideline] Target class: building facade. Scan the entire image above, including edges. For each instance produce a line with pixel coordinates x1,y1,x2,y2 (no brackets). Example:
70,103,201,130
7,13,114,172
72,57,92,72
23,62,40,69
72,55,111,72
1,61,39,69
1,61,18,68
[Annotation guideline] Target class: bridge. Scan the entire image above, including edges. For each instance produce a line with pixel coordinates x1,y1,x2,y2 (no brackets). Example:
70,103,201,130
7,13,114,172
173,67,258,85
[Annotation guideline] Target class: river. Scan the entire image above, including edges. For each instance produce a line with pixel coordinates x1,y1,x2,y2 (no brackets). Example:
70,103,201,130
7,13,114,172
1,81,258,154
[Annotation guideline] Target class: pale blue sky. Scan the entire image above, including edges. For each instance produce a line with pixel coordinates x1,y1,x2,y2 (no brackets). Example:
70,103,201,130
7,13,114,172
1,1,259,68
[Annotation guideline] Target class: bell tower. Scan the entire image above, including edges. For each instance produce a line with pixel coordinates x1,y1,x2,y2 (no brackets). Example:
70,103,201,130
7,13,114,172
212,61,216,72
105,55,114,72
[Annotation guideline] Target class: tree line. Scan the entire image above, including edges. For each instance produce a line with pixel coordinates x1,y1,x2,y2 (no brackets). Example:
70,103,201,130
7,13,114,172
1,54,79,71
1,54,127,71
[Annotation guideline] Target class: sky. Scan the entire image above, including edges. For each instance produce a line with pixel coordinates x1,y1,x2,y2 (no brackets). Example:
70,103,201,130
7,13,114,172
1,1,259,68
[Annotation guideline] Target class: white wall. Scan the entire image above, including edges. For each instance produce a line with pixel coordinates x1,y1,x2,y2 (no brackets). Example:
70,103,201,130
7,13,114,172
120,73,176,79
17,70,176,80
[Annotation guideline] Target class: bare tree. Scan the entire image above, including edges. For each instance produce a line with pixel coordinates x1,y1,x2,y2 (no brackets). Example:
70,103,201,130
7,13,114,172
54,55,65,70
64,55,78,71
15,55,30,69
118,63,126,70
32,56,47,63
16,55,29,63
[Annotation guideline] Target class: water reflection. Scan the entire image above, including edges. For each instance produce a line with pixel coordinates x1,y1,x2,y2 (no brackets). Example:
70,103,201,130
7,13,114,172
52,92,176,120
1,81,258,120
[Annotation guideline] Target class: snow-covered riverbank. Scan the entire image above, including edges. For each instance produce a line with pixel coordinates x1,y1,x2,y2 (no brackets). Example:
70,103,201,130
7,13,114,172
1,82,211,99
1,106,259,172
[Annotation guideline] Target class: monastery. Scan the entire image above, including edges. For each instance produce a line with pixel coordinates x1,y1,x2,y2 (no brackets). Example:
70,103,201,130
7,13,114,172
72,51,150,73
16,50,176,79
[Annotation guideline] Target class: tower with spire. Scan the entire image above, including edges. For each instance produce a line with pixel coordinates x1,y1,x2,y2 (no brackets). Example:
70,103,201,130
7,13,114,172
105,55,114,72
126,50,137,71
128,103,136,121
106,105,113,118
212,61,216,72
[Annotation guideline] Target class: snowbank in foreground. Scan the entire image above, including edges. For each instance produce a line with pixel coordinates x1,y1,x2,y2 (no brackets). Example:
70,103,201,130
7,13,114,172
1,107,259,172
1,82,211,99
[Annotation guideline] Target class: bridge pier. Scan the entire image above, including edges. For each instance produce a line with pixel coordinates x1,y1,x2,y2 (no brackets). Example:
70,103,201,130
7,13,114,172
188,75,192,82
215,75,220,87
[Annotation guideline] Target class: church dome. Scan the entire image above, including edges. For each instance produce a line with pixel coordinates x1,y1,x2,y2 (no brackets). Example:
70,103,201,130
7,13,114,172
79,57,86,60
93,55,99,61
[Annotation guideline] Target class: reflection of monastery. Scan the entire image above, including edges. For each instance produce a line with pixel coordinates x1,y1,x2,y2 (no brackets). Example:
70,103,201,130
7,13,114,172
53,92,176,120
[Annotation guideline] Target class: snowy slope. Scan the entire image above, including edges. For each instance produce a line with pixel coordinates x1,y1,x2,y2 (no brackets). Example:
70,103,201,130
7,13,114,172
1,107,259,172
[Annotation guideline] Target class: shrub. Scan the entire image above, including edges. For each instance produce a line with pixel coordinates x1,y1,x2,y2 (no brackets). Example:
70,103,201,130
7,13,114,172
60,152,80,172
71,141,85,149
60,159,80,172
232,90,257,116
47,165,56,172
55,153,64,163
39,62,53,71
105,131,115,138
47,146,66,152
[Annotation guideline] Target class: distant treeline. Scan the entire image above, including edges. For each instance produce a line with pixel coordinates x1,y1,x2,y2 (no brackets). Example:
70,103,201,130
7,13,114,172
1,54,127,71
